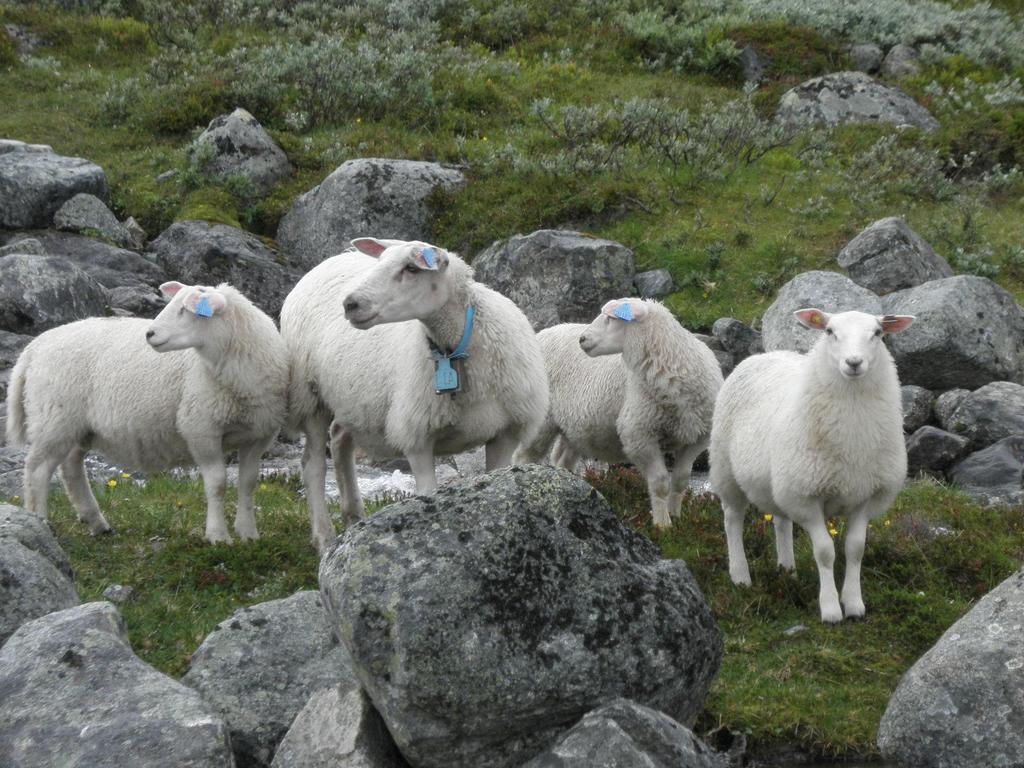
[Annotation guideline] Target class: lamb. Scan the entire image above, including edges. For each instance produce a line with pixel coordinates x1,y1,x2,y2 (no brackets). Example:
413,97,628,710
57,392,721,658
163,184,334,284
514,298,723,527
709,308,915,623
5,281,289,544
280,237,549,551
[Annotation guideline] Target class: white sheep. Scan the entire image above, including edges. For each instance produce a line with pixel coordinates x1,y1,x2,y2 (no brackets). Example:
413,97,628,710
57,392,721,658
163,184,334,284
280,237,549,551
709,309,915,623
5,281,289,543
514,298,723,528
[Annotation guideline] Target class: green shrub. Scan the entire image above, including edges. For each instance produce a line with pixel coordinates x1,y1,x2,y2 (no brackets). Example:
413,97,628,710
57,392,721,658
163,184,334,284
726,22,843,82
0,27,16,67
137,76,228,134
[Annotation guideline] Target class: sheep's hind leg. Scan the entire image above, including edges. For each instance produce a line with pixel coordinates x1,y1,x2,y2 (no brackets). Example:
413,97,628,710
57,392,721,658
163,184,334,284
24,439,72,522
485,428,519,472
234,437,273,541
302,415,335,552
59,446,111,535
511,418,558,466
772,514,795,572
329,422,364,526
718,481,752,586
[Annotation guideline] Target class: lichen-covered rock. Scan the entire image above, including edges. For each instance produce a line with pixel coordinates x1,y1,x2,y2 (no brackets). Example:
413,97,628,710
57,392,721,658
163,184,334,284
777,72,938,131
320,465,722,768
945,381,1024,450
0,503,73,579
0,253,109,335
849,43,883,73
949,436,1024,507
473,230,636,331
881,44,921,78
905,426,969,477
934,388,970,430
711,317,763,364
0,143,108,228
271,686,409,768
53,193,134,249
182,590,358,768
0,236,45,257
0,537,78,646
277,158,465,270
761,271,882,352
148,221,300,318
192,109,292,198
634,268,674,299
901,385,934,434
521,698,726,768
837,217,953,295
0,602,235,767
878,568,1024,768
881,276,1024,390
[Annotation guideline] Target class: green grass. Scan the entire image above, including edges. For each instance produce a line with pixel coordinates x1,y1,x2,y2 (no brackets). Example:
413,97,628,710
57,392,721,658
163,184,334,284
6,470,1021,760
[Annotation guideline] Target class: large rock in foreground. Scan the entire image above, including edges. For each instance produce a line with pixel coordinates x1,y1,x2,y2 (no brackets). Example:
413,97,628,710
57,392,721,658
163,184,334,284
182,590,358,768
881,276,1024,390
473,229,636,331
192,108,292,198
277,158,465,270
0,602,235,768
521,698,726,768
777,72,939,131
762,270,882,352
837,217,953,295
320,465,722,768
878,568,1024,768
0,141,109,228
0,253,109,334
148,221,300,318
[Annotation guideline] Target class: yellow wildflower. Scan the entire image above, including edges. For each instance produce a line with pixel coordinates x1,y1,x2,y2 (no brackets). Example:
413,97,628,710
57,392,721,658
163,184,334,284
763,513,773,522
828,526,838,537
107,479,117,489
121,472,130,479
259,483,268,492
884,519,892,527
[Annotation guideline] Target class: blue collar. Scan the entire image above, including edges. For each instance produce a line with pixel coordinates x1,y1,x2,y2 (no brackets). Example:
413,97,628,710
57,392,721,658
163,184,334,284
431,306,475,360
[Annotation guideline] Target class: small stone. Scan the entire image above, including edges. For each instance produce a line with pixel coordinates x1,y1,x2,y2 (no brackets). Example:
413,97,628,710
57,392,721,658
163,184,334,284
849,43,883,73
949,437,1024,507
634,269,674,298
881,44,921,78
711,317,763,364
901,385,934,434
123,216,147,250
906,426,969,477
837,217,953,295
934,389,970,430
191,108,292,198
53,193,135,249
738,45,767,84
944,381,1024,450
102,584,136,603
155,170,177,183
783,624,808,637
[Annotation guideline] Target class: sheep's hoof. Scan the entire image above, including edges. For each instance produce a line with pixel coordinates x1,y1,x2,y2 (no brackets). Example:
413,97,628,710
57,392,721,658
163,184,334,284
204,531,233,545
235,530,259,542
843,601,866,620
729,572,752,588
91,525,114,536
819,606,843,624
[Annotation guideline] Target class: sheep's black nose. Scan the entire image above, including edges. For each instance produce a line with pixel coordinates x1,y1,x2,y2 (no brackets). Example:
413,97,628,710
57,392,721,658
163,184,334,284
845,356,862,370
146,330,155,340
343,297,360,313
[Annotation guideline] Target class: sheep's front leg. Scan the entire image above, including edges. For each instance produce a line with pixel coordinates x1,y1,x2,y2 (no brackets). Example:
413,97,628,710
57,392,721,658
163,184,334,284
234,437,273,541
485,429,519,472
668,441,707,519
629,445,672,528
787,501,841,624
717,481,751,586
551,436,578,472
190,439,231,544
406,446,437,494
302,415,335,552
842,491,893,619
329,422,364,526
511,418,558,466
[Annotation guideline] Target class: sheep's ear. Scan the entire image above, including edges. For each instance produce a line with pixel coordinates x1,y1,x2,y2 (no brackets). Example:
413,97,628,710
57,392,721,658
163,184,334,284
601,299,648,323
350,237,406,258
159,281,187,298
413,245,446,271
879,314,915,334
184,288,227,317
794,308,829,330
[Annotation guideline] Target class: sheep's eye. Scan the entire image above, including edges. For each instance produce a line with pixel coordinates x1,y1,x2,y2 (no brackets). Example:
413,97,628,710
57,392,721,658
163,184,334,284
825,328,834,336
874,328,883,338
178,305,186,315
403,264,421,275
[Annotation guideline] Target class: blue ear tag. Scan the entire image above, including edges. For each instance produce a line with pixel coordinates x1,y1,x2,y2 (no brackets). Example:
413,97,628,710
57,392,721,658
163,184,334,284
195,296,213,318
613,303,634,322
434,356,459,393
420,247,435,269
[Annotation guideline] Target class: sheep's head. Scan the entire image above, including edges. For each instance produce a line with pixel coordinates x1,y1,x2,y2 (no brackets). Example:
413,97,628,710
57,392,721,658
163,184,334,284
795,308,914,379
343,237,457,329
579,299,649,356
147,281,229,352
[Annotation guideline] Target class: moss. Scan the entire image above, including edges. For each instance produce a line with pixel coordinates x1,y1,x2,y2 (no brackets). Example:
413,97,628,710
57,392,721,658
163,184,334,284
137,77,230,135
0,26,17,68
725,22,846,84
178,187,241,228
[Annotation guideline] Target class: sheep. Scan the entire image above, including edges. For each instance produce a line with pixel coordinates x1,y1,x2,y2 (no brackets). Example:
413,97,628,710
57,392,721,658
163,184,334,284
280,237,549,551
514,298,723,528
5,281,289,544
709,308,915,623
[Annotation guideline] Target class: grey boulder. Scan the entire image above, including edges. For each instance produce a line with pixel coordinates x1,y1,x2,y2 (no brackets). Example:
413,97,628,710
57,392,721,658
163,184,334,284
0,142,108,228
277,158,465,270
0,330,32,402
949,436,1024,506
521,698,726,768
905,426,969,477
0,236,45,257
148,221,300,318
711,317,763,364
761,270,882,352
192,109,292,198
319,465,722,768
53,193,135,249
0,602,236,767
837,217,953,295
0,536,79,646
473,229,636,331
271,686,409,768
634,268,674,298
878,568,1024,768
882,276,1024,390
777,72,939,132
0,503,73,579
934,388,970,430
881,44,921,77
944,381,1024,450
849,43,883,73
0,253,109,334
901,385,934,434
181,590,358,768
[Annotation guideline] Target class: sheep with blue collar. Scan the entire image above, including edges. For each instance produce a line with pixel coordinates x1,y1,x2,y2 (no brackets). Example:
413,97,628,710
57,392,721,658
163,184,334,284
6,281,289,543
514,298,723,528
709,309,915,623
280,237,548,551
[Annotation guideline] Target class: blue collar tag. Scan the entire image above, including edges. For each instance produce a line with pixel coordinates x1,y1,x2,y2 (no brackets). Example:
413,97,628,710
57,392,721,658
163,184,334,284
612,303,634,322
195,296,214,317
429,306,475,396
